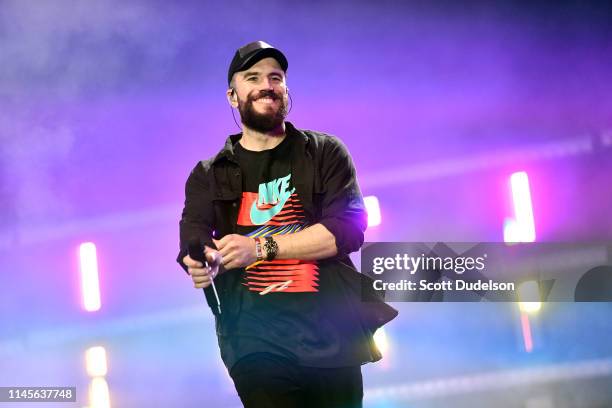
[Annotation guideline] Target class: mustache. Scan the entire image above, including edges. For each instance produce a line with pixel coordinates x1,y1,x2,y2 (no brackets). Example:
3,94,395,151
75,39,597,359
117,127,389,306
248,89,281,101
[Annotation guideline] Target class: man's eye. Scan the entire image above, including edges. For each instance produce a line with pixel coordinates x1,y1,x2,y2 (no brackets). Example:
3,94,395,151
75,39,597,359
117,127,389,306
247,77,257,82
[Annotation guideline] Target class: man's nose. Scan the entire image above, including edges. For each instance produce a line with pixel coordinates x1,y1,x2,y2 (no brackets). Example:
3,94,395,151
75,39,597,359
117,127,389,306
261,77,275,90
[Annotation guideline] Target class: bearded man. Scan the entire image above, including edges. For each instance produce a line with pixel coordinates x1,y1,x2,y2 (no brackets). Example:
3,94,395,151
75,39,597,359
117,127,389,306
177,40,397,408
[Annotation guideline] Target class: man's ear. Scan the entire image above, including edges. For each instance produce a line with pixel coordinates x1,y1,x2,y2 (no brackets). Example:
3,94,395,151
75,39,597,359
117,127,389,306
226,88,238,108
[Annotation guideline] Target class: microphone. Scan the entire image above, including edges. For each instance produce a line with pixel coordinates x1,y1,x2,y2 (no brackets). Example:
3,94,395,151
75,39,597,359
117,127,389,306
188,239,222,314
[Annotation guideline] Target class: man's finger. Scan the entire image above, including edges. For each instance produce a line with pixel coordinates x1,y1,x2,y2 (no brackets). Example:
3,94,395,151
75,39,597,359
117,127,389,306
183,255,203,268
194,281,211,289
221,254,236,267
212,238,224,250
217,245,232,259
192,275,211,284
188,267,209,277
214,235,233,250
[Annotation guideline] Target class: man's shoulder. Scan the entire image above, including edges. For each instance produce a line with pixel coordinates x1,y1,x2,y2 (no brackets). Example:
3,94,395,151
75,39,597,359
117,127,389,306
292,125,346,152
186,158,214,185
198,158,214,172
188,158,213,174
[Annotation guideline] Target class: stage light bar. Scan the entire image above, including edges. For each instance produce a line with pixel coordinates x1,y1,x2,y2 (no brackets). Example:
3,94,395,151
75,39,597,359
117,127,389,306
89,377,111,408
519,302,542,314
504,171,536,243
364,195,381,227
520,312,534,353
518,281,542,314
373,327,389,354
79,242,101,312
86,346,108,377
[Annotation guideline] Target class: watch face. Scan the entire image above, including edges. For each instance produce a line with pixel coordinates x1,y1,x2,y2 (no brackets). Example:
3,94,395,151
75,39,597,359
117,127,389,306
264,237,278,261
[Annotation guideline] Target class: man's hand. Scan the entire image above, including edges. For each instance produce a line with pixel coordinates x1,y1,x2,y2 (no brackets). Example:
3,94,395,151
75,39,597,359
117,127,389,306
213,234,257,270
183,246,222,289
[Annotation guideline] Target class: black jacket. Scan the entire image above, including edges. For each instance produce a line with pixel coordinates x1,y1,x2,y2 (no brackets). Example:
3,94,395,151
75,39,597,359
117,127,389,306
176,122,397,362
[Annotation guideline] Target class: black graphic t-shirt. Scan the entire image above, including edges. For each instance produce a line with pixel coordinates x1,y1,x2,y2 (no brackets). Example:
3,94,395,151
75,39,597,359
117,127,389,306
234,136,319,294
221,136,345,368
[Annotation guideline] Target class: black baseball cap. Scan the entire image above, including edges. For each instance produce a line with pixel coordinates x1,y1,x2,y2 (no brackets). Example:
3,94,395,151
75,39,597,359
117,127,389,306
227,41,288,85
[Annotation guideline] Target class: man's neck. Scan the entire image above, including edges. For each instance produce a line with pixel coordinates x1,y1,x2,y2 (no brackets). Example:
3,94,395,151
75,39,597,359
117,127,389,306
239,122,287,152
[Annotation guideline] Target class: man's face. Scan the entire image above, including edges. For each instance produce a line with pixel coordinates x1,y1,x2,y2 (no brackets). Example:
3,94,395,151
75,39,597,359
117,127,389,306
229,57,288,132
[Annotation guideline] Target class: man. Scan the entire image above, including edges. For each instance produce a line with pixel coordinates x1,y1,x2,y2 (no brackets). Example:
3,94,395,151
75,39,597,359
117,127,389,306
177,40,397,408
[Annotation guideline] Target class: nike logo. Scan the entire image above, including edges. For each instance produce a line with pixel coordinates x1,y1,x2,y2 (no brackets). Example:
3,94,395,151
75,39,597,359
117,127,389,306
250,173,296,225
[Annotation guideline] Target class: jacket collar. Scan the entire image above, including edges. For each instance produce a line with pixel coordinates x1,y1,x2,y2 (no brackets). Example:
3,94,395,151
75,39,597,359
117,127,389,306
211,121,308,165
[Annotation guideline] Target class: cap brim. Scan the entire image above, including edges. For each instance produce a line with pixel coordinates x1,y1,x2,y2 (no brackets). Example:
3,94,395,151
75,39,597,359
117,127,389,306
234,48,288,75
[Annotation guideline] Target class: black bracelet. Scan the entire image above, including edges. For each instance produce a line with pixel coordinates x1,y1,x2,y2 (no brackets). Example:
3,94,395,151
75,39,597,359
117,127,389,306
264,236,278,261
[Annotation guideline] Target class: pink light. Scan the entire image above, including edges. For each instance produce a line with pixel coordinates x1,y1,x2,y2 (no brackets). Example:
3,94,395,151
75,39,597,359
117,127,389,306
79,242,101,312
520,311,534,353
504,171,536,242
364,196,381,227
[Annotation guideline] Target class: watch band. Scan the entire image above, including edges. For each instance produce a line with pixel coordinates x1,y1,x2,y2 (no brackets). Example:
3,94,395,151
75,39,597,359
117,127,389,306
254,237,264,261
263,236,278,261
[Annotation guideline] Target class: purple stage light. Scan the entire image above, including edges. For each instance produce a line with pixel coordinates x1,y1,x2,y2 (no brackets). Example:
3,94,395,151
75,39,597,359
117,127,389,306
504,172,536,243
79,242,101,312
364,195,381,227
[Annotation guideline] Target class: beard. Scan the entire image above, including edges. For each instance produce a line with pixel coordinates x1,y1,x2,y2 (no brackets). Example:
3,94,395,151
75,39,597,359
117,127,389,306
237,89,288,132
